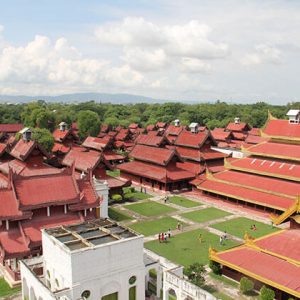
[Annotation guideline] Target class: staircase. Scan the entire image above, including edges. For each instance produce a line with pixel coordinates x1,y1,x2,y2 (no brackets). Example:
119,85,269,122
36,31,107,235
271,196,300,225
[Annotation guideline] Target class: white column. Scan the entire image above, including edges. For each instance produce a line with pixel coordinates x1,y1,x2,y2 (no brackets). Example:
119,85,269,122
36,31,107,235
47,207,51,217
64,205,67,214
5,220,9,230
156,268,163,297
84,209,87,217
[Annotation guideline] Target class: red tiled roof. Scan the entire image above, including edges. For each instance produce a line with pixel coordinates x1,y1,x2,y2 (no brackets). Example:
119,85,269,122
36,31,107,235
216,246,300,297
175,146,201,161
10,139,49,161
128,123,139,129
245,134,267,144
115,129,129,141
226,122,250,132
52,128,72,142
22,213,82,246
255,230,300,262
0,227,30,258
176,161,205,175
214,170,300,197
130,144,176,166
82,136,111,151
62,147,102,172
211,129,232,141
0,123,23,133
0,143,6,156
52,142,70,154
0,189,31,220
232,132,246,140
198,178,295,210
165,125,184,136
146,125,155,131
175,130,209,148
97,174,130,189
69,179,99,210
14,173,80,209
245,142,300,161
107,131,118,137
263,119,300,140
228,157,300,182
118,160,194,182
0,173,8,188
103,150,124,161
156,122,166,128
248,127,260,136
135,134,165,147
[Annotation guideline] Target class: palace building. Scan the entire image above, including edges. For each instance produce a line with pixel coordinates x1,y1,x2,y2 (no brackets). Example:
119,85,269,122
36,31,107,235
196,110,300,225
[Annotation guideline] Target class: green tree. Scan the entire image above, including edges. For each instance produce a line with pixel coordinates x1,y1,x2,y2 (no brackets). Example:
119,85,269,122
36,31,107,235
240,277,254,295
32,128,54,152
77,110,100,138
209,260,221,274
259,286,275,300
184,263,206,287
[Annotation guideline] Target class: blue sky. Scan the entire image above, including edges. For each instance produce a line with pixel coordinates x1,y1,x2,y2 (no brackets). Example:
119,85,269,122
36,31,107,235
0,0,299,104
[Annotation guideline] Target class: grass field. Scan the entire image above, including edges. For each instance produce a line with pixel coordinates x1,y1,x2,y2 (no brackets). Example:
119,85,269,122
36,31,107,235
145,228,239,267
169,196,202,208
181,207,231,224
210,217,279,239
129,217,184,236
123,187,153,201
125,201,177,217
0,278,20,297
106,169,120,178
108,207,132,222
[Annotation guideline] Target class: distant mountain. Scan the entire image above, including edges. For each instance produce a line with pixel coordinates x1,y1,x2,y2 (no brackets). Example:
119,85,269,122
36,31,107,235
0,93,167,104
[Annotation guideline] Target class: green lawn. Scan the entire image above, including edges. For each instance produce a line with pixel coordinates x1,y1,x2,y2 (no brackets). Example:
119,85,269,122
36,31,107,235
210,217,279,239
106,169,120,178
0,277,20,297
123,187,153,201
108,207,132,222
129,217,184,236
145,228,239,267
125,201,177,217
181,207,231,224
169,196,202,208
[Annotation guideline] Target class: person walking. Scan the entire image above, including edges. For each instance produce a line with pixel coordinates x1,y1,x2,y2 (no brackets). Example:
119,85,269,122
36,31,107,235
158,233,161,243
164,232,168,242
168,228,171,239
161,232,165,243
219,235,223,245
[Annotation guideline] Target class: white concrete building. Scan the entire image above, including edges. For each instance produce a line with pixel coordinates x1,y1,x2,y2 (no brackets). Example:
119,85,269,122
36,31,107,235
21,219,145,300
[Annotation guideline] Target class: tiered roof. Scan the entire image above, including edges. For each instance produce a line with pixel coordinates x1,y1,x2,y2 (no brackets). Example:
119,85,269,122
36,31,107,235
210,230,300,299
82,136,112,151
0,124,23,133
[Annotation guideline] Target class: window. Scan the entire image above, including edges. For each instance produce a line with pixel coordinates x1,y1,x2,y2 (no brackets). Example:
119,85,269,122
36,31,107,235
129,286,136,300
129,276,136,285
101,292,118,300
81,290,91,299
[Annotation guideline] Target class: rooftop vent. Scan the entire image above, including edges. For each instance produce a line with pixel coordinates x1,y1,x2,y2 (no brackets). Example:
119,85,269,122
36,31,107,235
189,122,199,133
174,119,180,127
59,122,68,131
234,117,240,124
286,109,300,124
19,127,32,142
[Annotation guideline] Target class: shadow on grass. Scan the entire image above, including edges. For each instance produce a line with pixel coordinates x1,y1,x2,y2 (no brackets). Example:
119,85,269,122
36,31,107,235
202,284,218,294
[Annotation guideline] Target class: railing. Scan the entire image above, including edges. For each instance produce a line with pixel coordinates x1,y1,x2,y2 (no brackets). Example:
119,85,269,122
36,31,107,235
165,270,217,300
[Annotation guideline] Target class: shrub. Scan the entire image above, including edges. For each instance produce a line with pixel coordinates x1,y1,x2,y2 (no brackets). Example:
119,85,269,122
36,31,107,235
130,187,136,193
111,194,122,202
184,263,206,287
240,277,254,295
149,269,157,279
124,193,134,201
209,260,221,274
259,286,275,300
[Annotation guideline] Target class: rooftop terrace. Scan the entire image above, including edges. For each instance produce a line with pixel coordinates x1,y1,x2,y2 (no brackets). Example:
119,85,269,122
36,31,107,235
45,219,138,252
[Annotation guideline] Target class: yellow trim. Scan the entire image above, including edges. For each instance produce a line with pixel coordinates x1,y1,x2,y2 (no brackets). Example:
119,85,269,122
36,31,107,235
207,170,295,199
226,159,300,182
210,252,300,298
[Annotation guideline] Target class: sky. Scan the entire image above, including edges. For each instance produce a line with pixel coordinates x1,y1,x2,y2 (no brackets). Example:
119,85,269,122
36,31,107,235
0,0,299,104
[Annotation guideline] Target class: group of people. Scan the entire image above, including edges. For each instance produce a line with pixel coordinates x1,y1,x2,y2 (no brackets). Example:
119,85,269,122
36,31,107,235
250,224,257,231
158,229,172,243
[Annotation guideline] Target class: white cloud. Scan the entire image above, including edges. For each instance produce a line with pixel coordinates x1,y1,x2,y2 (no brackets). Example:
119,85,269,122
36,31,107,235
180,57,212,73
0,33,144,94
122,48,168,72
242,44,283,66
95,18,229,72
